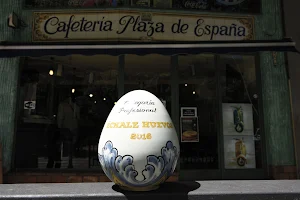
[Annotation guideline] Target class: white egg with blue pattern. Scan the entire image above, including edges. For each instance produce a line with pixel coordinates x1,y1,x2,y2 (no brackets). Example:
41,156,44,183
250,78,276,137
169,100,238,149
98,90,179,191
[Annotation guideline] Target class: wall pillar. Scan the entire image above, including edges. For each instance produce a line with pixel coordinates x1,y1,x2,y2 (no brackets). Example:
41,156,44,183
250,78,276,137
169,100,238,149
118,55,125,99
255,0,296,179
170,55,180,176
0,0,23,173
0,58,20,173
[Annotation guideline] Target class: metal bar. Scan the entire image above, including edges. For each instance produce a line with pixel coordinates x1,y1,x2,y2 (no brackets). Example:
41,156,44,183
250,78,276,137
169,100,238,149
118,55,125,99
0,42,296,50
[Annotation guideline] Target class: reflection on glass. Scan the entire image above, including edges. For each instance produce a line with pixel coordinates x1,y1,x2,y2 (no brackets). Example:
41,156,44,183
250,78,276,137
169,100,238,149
178,54,218,170
220,54,262,169
124,54,171,115
16,55,118,169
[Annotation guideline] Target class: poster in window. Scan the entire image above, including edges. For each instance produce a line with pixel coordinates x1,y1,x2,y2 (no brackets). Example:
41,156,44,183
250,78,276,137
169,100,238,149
223,135,256,169
180,117,199,142
222,103,254,136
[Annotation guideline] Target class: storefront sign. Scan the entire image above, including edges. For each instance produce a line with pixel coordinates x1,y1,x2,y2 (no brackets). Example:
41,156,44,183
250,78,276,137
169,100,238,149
32,11,254,42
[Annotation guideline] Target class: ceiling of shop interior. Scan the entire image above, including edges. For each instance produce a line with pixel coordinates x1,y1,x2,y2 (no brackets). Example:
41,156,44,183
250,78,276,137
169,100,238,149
25,54,255,86
26,54,214,72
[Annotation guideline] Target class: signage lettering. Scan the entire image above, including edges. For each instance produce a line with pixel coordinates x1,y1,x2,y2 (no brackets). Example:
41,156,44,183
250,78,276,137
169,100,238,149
33,12,254,41
117,15,165,36
194,19,246,40
184,0,208,9
106,121,174,128
44,15,113,38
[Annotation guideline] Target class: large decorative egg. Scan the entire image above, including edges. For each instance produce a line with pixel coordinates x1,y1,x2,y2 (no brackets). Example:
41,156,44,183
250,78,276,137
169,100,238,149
98,90,180,191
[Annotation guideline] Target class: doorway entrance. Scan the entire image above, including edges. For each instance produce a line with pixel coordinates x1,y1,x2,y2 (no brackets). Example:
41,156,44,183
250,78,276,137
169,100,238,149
178,54,266,180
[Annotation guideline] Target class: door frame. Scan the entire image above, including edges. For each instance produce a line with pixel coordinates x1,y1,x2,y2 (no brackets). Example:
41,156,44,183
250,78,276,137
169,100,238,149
177,53,267,180
177,54,222,180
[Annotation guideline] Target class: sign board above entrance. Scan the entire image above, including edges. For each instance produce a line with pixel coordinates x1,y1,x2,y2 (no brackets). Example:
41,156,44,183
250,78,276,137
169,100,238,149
32,11,254,42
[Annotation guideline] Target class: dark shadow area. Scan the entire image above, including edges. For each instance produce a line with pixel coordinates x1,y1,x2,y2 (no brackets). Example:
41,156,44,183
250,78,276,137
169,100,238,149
112,181,201,200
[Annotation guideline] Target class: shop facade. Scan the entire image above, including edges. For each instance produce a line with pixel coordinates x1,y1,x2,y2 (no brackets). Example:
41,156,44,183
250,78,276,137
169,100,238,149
0,0,297,183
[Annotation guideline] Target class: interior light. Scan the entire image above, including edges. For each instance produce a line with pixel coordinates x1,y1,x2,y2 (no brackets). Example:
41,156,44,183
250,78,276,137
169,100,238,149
185,83,188,87
72,88,75,93
193,91,196,95
49,70,54,76
89,94,93,98
103,98,106,101
94,101,97,104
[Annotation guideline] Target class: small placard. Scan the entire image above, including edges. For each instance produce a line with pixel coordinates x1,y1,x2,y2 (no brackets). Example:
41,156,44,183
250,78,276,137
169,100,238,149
181,107,197,117
24,101,36,109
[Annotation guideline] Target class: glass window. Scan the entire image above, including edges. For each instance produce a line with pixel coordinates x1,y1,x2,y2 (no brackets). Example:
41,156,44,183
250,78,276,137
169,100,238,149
178,54,218,170
15,55,118,169
23,0,260,13
172,0,260,13
219,54,262,169
124,54,172,115
24,0,127,8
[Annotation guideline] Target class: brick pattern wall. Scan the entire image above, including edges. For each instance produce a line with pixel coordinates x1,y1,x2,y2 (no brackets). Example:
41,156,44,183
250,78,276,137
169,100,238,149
4,172,178,184
0,144,2,184
269,166,297,180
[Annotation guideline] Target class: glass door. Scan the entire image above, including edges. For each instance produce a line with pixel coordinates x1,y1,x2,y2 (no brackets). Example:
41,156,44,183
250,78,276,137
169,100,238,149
178,54,221,180
218,54,266,179
123,54,172,116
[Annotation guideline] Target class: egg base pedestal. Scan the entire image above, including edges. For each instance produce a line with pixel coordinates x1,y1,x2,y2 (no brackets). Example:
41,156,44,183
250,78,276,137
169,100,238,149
119,185,160,192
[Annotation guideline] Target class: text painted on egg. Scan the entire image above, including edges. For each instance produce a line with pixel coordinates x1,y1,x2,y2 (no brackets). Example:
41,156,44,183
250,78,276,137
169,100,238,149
119,100,157,115
106,121,173,129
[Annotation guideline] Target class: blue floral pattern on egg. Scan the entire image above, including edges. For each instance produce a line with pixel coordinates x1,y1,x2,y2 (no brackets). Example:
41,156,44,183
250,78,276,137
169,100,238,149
98,140,179,189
